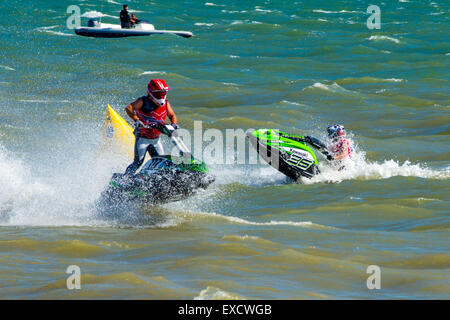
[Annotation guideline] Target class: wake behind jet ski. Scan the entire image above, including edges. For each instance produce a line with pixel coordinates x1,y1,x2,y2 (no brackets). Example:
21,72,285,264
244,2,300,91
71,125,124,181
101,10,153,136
100,114,214,207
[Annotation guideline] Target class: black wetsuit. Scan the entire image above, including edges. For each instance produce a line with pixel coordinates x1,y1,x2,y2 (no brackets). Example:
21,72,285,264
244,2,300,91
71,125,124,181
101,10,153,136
120,9,131,28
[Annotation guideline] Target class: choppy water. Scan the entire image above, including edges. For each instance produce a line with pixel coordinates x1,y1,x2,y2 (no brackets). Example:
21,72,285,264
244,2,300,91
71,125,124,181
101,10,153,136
0,0,449,299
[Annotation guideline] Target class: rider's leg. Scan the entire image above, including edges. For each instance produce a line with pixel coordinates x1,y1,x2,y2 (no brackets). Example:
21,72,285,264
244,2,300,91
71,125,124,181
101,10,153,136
146,138,164,157
124,137,151,175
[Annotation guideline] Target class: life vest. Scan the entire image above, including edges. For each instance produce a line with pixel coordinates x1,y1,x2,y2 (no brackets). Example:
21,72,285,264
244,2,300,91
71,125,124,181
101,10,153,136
136,95,167,139
331,138,351,158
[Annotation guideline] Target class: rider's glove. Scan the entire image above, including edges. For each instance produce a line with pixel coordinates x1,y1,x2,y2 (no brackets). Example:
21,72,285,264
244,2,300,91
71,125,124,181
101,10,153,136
171,123,179,130
326,154,334,161
134,119,145,128
148,122,160,129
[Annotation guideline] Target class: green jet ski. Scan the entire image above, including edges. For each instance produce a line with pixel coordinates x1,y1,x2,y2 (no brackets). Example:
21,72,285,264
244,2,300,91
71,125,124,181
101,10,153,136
100,123,215,206
247,129,332,180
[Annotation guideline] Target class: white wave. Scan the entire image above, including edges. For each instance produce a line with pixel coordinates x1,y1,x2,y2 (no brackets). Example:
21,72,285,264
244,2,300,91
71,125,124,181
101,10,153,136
306,148,449,184
18,99,71,103
35,25,73,36
318,18,328,22
229,55,240,59
222,234,261,241
0,142,124,227
0,146,55,225
139,71,166,76
305,82,357,95
223,215,314,228
368,35,401,44
205,2,225,6
281,100,303,106
255,8,273,13
384,78,405,82
107,0,120,4
221,9,247,14
195,286,244,300
191,211,331,230
46,31,74,36
35,25,58,30
230,20,244,25
194,23,215,26
81,11,117,19
0,65,15,71
313,9,359,14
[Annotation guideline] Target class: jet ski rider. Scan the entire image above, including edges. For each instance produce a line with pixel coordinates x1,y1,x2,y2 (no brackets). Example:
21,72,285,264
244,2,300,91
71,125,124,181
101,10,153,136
288,125,352,162
325,125,352,161
130,14,139,26
124,79,178,176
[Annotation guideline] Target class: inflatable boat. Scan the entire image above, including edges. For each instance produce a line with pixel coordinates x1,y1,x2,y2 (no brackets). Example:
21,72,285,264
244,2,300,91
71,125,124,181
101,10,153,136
75,19,193,38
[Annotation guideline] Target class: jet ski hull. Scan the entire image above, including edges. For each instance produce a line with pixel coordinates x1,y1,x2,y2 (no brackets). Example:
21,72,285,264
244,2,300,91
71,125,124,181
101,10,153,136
100,170,215,206
247,130,319,180
75,27,193,38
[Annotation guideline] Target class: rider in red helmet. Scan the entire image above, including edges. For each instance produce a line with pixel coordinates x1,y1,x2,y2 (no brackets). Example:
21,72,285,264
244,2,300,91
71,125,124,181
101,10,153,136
124,79,178,175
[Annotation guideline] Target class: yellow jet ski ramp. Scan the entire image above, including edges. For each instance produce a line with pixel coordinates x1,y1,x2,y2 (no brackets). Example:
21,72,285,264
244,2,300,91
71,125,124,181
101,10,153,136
103,104,135,159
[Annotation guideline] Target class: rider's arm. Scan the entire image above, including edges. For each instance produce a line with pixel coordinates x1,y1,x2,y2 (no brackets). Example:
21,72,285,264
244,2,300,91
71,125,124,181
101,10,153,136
125,99,143,121
305,136,326,150
304,136,334,161
166,102,178,125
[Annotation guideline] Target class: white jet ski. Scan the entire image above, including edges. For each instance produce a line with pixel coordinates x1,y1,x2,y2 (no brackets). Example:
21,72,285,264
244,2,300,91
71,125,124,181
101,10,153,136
75,19,193,38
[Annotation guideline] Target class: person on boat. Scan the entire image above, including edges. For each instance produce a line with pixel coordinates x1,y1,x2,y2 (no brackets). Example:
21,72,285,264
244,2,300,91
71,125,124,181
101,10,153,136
120,4,131,28
124,79,178,176
130,14,139,26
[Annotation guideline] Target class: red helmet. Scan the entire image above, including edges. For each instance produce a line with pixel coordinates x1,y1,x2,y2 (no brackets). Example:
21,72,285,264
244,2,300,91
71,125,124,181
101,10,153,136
147,79,170,106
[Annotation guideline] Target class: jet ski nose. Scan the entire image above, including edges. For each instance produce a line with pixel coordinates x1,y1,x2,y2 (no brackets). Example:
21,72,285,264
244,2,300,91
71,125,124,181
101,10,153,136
199,174,215,189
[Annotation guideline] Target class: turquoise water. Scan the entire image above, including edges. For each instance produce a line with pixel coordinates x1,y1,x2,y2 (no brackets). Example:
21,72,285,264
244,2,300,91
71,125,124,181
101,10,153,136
0,0,449,299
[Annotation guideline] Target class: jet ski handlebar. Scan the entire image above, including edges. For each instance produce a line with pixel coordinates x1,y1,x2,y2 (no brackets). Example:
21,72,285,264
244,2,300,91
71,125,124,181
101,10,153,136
135,120,190,156
135,121,177,137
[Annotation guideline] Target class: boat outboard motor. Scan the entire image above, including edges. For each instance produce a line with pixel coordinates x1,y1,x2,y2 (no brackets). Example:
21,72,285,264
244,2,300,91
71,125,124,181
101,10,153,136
87,19,100,27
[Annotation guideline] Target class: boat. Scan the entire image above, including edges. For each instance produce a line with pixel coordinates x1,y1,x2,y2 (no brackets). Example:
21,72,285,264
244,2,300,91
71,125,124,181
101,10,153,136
75,19,193,38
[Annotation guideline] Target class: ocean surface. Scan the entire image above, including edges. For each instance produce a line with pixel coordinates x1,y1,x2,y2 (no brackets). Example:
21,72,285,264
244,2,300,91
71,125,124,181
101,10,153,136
0,0,449,299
